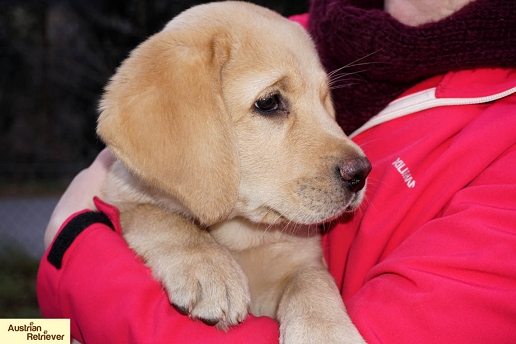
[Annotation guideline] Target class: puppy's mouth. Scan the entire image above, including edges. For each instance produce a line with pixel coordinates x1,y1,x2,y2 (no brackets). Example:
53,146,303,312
256,188,366,226
312,192,365,225
326,199,362,222
344,192,365,212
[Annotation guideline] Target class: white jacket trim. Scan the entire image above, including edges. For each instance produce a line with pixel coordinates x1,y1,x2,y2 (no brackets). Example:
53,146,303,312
350,86,516,138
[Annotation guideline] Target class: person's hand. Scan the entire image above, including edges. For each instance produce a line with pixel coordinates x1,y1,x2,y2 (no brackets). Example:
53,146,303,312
44,148,115,249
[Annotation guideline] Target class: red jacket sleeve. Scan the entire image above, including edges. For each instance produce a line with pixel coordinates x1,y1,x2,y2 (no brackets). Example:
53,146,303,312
37,198,279,344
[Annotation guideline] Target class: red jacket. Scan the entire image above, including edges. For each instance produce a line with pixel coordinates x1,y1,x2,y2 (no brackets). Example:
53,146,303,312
37,67,516,343
329,67,516,343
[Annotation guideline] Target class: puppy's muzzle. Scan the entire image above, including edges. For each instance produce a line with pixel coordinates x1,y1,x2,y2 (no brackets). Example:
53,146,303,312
339,157,372,193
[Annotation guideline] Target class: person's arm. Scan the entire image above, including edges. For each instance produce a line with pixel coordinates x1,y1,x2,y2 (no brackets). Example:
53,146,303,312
343,146,516,343
43,149,115,249
37,150,279,344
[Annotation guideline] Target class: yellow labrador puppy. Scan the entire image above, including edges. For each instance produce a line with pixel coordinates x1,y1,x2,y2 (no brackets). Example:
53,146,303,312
97,2,370,343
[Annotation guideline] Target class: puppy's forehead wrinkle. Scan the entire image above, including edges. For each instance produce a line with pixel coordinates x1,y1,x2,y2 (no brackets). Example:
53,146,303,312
237,74,288,105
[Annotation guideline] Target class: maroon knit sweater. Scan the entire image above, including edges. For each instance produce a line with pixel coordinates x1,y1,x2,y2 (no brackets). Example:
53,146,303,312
308,0,516,134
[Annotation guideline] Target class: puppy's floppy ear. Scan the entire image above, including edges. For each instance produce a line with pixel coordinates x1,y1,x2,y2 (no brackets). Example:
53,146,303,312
97,28,237,226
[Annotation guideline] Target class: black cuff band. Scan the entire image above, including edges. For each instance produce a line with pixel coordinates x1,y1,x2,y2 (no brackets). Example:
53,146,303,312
47,211,114,269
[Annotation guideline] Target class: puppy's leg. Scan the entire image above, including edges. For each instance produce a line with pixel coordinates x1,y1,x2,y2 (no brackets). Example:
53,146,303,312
122,204,251,330
277,267,366,344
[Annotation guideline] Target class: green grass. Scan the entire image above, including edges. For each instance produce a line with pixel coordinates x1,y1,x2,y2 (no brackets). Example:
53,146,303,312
0,244,41,318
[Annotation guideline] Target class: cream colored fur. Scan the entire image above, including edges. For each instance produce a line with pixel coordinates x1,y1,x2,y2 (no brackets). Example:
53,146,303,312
97,2,367,343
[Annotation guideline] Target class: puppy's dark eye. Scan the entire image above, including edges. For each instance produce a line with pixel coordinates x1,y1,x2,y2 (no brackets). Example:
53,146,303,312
254,94,281,113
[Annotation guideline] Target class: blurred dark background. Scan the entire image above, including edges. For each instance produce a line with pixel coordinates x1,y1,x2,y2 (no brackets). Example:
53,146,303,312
0,0,309,188
0,0,309,318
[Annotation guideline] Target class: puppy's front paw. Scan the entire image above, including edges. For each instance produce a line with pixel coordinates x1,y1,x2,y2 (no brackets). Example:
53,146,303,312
280,318,364,344
154,245,251,330
277,267,366,344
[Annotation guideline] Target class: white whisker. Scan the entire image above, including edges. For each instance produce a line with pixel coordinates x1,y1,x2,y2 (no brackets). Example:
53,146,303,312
329,70,368,84
328,49,384,76
330,82,363,90
327,50,386,89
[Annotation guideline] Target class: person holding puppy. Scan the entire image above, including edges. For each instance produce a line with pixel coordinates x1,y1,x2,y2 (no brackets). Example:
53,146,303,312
38,0,516,343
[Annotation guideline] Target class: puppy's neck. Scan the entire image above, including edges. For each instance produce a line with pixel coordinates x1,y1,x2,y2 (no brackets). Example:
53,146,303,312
209,217,321,252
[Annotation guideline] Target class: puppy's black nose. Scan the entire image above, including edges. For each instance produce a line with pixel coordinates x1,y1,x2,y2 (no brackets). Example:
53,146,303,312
339,157,372,193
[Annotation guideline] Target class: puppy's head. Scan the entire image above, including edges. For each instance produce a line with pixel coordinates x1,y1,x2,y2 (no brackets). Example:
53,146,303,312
98,2,370,227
